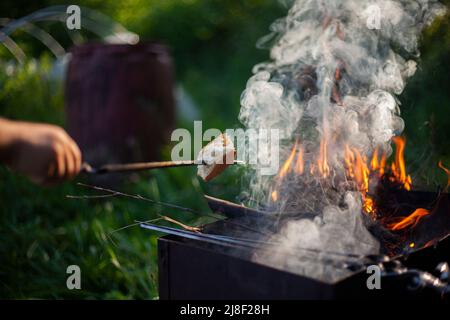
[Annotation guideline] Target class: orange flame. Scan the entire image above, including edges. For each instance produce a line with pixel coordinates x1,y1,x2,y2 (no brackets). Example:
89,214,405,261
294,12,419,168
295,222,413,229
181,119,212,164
391,136,411,191
295,145,304,175
271,141,302,202
371,147,379,170
387,208,431,231
270,135,438,234
278,141,298,179
344,145,374,215
379,153,386,176
274,137,329,182
438,161,450,190
271,190,278,202
317,138,330,178
363,197,374,215
344,146,370,193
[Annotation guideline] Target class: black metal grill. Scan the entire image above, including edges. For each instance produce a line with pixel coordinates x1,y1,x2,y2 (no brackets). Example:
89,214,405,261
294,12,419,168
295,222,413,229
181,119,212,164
150,191,450,300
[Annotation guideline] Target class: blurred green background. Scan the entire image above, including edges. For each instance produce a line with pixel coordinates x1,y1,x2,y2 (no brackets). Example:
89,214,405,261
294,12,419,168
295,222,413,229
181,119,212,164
0,0,449,299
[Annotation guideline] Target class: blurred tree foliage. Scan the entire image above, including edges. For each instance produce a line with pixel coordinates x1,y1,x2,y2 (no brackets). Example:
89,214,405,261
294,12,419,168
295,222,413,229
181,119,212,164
0,0,286,128
0,55,63,123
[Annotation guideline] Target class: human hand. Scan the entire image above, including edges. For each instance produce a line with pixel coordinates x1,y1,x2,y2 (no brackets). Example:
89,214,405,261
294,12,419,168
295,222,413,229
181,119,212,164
0,119,82,185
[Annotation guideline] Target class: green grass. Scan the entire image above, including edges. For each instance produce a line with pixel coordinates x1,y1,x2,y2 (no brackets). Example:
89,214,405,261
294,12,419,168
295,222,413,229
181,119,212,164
0,148,245,299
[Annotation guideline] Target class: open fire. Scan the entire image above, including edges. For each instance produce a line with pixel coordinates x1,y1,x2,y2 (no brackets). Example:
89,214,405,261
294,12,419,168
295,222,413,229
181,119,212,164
148,0,450,298
232,0,450,282
270,135,450,235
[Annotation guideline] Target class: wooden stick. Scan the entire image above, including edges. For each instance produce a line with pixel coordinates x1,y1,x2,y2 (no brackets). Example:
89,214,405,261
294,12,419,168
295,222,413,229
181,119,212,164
82,160,243,174
82,160,195,174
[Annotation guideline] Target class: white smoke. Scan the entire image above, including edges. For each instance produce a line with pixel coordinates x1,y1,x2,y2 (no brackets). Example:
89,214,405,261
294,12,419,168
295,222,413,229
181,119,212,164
253,192,378,282
238,0,446,281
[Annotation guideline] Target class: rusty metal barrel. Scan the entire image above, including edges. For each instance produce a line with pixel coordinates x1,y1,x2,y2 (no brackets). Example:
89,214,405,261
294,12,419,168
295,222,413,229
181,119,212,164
65,42,175,168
